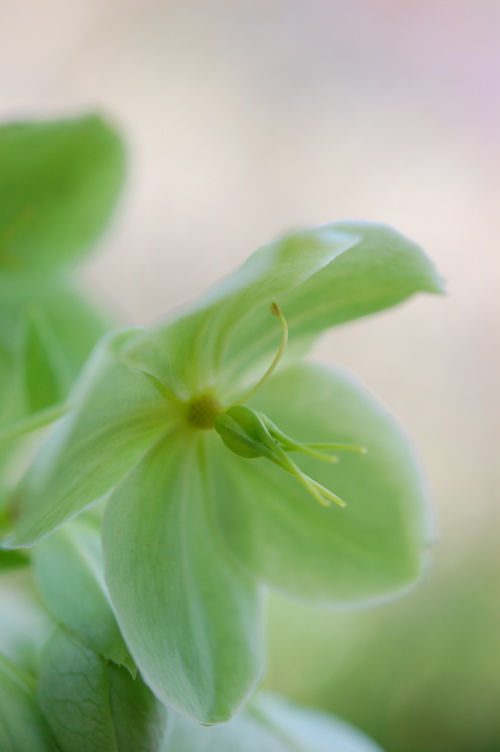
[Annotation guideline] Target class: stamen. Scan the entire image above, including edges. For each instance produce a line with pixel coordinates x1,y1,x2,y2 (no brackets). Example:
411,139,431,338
259,414,365,464
277,448,347,508
230,303,288,407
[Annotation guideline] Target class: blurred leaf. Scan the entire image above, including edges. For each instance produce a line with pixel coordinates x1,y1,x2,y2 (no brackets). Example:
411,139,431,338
294,547,500,752
39,627,166,752
209,362,432,605
103,428,263,725
0,114,125,273
20,306,70,413
0,402,68,447
33,518,134,672
0,570,54,672
0,653,59,752
0,548,28,572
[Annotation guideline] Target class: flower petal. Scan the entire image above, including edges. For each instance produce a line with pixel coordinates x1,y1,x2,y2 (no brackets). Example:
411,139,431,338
102,428,264,725
3,330,173,548
209,362,433,606
121,225,357,399
121,223,443,400
221,222,444,392
164,691,384,752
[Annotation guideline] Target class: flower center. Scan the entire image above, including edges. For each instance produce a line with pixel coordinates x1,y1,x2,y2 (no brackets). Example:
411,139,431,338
185,394,222,429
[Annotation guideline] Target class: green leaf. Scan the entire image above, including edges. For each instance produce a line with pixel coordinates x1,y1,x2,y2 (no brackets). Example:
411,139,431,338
20,306,71,413
33,518,134,672
34,282,111,383
0,653,59,752
121,223,443,401
3,330,174,548
38,627,166,752
0,114,125,273
163,691,384,752
0,548,28,572
102,428,264,725
0,403,69,447
209,362,433,605
0,570,54,672
0,279,110,388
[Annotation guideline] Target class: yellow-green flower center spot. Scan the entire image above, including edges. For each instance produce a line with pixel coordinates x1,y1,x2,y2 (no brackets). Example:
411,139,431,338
185,394,222,430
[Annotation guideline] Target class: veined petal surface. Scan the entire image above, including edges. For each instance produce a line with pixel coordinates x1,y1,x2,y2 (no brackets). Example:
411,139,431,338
103,428,264,725
209,362,433,605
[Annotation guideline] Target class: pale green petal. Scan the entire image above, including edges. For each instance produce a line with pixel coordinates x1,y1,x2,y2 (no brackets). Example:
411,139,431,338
162,691,384,752
3,330,174,548
102,428,264,725
121,225,357,399
0,114,125,274
38,627,166,752
209,363,433,606
121,223,442,400
221,222,445,392
33,518,134,672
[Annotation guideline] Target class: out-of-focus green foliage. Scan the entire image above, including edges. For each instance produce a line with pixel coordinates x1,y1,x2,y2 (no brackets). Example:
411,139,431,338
266,539,500,752
0,114,125,273
0,114,125,523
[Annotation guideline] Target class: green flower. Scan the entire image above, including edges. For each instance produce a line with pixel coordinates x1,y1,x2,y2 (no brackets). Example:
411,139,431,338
2,222,443,724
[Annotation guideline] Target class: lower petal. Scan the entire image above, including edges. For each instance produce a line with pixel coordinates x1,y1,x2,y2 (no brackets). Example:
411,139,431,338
209,362,433,606
103,428,264,725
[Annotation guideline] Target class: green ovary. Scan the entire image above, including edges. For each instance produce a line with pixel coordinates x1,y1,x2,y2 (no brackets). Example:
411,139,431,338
185,394,222,430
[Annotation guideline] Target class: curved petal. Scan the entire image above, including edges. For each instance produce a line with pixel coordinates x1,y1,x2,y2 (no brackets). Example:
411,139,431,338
102,428,264,725
163,691,384,752
121,223,443,401
3,330,174,548
209,362,433,606
221,222,445,392
121,225,357,399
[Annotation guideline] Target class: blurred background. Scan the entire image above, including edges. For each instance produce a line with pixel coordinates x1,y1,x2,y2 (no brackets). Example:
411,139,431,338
0,0,499,749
